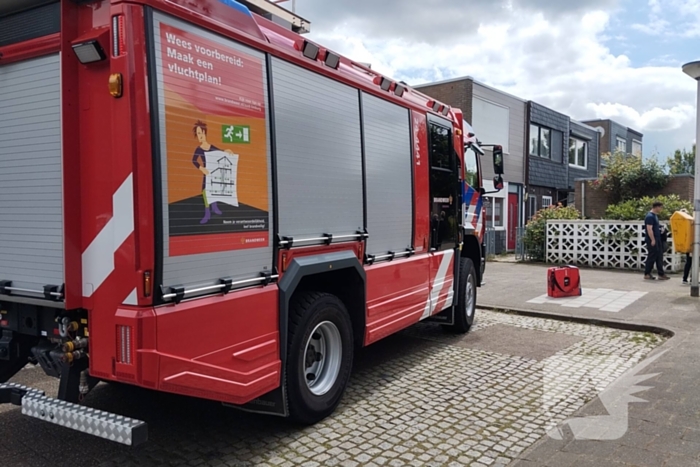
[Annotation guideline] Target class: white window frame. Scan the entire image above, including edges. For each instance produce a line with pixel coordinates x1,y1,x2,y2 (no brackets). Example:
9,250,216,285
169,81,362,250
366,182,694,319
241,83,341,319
485,192,507,230
569,137,588,169
492,197,504,228
530,124,552,160
632,139,642,157
541,196,553,208
616,137,627,153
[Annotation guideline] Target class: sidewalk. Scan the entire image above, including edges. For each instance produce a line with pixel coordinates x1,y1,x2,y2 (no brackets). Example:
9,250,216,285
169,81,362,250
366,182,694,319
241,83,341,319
478,261,700,467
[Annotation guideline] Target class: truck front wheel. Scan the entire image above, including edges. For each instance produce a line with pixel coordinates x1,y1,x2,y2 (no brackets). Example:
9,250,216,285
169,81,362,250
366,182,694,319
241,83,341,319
286,292,354,425
450,257,477,333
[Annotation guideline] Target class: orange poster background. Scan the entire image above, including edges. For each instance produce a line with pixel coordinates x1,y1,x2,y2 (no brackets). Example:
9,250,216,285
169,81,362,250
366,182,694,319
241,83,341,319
164,89,268,210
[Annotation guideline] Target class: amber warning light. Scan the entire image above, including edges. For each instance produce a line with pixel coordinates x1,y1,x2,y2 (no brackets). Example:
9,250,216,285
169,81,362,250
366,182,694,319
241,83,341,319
109,73,123,98
143,271,152,298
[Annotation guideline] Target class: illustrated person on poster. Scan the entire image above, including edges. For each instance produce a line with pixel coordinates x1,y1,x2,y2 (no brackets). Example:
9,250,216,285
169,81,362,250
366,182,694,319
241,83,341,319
191,120,240,224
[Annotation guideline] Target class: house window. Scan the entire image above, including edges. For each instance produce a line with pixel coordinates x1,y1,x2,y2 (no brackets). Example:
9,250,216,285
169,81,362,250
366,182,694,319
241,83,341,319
530,124,551,159
616,137,627,153
632,140,642,157
493,198,503,227
486,197,504,228
569,138,587,169
542,196,553,208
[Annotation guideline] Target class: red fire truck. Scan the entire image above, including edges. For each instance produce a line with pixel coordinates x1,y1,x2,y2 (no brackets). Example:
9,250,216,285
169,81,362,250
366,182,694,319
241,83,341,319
0,0,504,446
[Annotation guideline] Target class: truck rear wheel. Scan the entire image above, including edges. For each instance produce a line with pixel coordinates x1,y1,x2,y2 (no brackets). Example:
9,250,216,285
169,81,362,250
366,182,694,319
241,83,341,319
286,292,353,425
448,257,477,333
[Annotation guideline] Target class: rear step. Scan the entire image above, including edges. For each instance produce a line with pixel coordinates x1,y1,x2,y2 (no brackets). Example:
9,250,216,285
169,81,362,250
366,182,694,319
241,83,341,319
0,383,147,446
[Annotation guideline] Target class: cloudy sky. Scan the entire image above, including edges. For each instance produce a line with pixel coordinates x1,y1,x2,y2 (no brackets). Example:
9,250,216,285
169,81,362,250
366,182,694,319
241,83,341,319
293,0,699,161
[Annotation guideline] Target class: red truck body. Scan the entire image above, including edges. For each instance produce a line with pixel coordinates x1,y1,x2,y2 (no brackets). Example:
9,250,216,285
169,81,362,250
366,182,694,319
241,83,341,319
0,0,499,444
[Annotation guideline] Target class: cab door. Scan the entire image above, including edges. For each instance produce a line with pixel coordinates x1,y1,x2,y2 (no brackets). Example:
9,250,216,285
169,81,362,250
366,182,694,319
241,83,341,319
421,117,459,319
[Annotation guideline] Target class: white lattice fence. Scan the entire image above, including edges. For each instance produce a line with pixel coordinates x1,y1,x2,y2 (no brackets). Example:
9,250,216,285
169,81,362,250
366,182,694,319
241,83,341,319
546,220,682,273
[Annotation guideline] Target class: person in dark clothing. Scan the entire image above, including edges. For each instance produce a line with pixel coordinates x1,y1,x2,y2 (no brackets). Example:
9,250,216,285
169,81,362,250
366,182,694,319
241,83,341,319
644,201,670,280
683,253,692,285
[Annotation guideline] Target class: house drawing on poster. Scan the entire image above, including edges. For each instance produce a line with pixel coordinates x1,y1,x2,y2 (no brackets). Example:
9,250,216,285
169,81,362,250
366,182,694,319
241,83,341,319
210,155,235,197
204,150,239,207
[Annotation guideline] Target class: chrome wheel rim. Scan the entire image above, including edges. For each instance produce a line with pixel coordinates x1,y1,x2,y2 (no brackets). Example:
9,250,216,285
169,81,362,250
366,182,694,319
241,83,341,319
303,321,342,396
466,270,476,318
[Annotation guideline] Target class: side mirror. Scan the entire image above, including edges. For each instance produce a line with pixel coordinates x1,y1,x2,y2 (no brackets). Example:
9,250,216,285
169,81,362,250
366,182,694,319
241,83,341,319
493,145,504,175
493,175,504,191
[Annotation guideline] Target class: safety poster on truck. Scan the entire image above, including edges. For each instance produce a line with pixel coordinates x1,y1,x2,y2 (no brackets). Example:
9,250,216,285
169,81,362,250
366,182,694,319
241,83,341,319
157,22,270,256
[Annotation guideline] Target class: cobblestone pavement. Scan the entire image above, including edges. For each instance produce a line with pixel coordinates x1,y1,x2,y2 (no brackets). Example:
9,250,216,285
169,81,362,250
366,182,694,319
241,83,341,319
1,310,665,467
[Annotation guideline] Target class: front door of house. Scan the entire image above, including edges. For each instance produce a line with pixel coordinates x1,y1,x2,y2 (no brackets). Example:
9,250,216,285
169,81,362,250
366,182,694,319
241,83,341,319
507,193,518,250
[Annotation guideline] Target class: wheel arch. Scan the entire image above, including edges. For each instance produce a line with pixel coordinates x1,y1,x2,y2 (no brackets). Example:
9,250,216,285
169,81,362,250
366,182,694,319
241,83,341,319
278,251,366,365
462,233,483,286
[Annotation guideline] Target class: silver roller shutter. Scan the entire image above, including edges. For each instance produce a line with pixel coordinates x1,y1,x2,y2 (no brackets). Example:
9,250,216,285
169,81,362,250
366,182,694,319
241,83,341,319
0,53,64,295
362,93,413,256
271,57,364,241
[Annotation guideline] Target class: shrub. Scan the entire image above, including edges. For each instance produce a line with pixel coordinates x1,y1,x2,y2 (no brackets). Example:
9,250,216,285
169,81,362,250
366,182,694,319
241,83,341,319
604,195,692,221
592,152,669,203
523,204,582,261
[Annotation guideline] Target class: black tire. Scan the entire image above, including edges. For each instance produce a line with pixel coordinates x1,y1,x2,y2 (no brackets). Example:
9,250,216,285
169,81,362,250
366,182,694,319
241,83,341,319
450,257,477,333
286,292,354,425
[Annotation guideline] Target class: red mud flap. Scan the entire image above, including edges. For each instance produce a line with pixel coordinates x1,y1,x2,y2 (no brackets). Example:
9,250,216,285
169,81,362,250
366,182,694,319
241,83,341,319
0,383,147,446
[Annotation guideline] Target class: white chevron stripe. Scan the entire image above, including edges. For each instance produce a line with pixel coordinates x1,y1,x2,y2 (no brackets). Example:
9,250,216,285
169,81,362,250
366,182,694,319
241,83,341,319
421,250,455,320
82,174,134,297
123,288,138,305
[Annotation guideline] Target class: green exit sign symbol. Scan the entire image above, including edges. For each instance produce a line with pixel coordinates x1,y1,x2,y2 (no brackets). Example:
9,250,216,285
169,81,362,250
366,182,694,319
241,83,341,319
222,125,250,144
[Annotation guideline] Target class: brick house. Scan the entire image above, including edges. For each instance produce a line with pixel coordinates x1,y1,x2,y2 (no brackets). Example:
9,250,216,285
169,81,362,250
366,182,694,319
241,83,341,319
414,77,527,253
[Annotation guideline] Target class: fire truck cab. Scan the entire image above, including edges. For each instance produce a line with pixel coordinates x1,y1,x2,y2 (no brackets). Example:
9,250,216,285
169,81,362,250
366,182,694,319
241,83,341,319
0,0,503,445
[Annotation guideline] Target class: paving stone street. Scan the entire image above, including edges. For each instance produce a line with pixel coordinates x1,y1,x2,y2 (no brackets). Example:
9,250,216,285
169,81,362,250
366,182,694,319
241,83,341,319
1,310,664,467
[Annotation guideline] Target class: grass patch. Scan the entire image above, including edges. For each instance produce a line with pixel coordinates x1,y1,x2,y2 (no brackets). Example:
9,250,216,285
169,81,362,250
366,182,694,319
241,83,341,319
628,332,663,347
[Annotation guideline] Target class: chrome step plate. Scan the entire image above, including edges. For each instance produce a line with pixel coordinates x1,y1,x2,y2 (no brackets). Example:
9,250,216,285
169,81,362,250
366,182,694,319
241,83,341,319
0,383,147,446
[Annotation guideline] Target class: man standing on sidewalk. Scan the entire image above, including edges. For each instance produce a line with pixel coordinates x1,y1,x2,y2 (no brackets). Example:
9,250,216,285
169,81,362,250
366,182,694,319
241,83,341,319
644,201,670,280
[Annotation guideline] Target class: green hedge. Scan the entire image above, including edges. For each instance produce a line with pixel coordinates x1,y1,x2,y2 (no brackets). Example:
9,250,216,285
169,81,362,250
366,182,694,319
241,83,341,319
604,195,692,221
524,204,582,261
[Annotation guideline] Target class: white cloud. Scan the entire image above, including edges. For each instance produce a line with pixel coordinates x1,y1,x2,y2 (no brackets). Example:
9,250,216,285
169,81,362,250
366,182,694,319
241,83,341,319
630,0,700,38
585,102,695,132
297,0,698,158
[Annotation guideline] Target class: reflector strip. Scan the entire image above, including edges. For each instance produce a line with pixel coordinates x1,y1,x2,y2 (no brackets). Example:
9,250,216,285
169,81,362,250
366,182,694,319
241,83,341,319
112,15,126,56
117,325,133,365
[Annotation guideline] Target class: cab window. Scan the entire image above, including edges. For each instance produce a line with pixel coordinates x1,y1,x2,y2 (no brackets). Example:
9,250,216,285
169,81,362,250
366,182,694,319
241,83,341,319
465,148,480,189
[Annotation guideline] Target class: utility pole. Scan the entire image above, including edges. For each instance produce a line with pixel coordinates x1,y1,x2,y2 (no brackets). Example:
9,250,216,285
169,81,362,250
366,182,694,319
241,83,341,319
682,61,700,298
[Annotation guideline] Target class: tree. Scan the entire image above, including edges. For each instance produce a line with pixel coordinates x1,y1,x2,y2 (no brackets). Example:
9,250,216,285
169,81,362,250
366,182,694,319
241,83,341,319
591,151,669,204
667,145,696,175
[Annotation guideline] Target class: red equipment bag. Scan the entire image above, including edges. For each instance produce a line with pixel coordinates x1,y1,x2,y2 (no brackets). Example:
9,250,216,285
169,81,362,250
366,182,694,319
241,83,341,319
547,265,582,298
